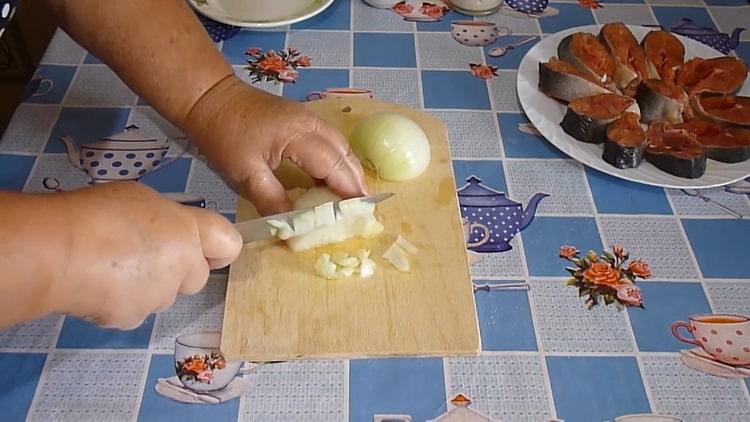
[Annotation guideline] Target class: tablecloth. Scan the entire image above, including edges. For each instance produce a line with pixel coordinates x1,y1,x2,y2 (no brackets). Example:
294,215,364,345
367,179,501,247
1,0,750,421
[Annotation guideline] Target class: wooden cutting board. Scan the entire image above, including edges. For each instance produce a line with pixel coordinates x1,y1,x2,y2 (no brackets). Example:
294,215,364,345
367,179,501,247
220,98,480,361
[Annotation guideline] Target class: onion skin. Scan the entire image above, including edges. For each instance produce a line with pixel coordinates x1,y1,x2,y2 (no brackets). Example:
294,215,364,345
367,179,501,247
349,112,431,182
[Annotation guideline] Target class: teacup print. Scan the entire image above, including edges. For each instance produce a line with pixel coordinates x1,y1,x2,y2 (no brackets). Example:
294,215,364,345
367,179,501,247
451,21,510,47
671,314,750,366
306,88,374,101
174,331,243,392
28,77,54,97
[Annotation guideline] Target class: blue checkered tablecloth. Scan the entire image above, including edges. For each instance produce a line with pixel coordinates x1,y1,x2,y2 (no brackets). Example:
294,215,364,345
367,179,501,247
1,0,750,421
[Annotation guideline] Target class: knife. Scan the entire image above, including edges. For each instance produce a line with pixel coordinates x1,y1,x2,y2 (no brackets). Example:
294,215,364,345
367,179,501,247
234,192,394,244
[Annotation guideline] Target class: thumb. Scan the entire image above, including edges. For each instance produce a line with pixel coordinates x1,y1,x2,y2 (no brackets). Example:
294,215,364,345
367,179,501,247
186,207,242,269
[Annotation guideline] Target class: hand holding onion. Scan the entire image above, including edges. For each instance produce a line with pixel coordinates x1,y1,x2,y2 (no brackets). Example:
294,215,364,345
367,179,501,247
182,77,369,216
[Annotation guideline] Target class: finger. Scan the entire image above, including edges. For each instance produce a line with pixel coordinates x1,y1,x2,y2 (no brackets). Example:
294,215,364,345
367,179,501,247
285,123,369,198
178,253,210,295
185,207,243,269
239,161,293,216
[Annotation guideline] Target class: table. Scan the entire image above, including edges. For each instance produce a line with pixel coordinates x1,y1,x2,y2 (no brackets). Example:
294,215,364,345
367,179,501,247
1,1,749,420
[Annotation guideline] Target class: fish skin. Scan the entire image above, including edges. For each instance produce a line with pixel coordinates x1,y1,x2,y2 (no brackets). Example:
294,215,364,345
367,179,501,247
636,81,687,124
538,61,611,103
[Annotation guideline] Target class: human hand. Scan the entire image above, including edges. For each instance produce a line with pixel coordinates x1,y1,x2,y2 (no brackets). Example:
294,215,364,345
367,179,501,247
183,76,369,216
52,182,241,329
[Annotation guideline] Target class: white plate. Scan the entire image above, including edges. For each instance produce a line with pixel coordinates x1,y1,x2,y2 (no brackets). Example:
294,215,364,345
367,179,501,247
188,0,335,29
516,24,750,189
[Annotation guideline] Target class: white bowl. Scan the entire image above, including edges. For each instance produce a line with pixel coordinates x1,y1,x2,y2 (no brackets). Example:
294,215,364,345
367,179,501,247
174,332,242,392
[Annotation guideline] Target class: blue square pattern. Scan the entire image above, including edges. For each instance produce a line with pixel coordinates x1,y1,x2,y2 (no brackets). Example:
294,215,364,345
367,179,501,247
84,53,104,65
703,0,747,6
539,3,595,34
56,315,155,349
23,64,77,104
282,68,349,101
629,282,712,352
586,168,672,215
522,217,603,276
422,70,491,110
221,30,286,65
484,36,540,70
453,159,507,193
139,158,193,193
652,7,717,34
0,353,47,422
353,33,417,68
475,280,538,351
46,107,131,153
292,0,350,30
547,356,651,422
498,113,566,159
138,355,240,422
349,358,446,422
682,219,750,278
0,154,35,191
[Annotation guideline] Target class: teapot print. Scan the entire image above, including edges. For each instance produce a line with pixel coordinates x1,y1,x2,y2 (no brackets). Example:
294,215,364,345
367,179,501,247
60,124,177,184
663,18,744,55
457,176,548,253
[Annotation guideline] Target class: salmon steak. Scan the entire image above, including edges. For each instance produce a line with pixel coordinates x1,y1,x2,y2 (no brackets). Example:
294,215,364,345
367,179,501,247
691,94,750,128
603,112,647,169
675,57,748,95
642,30,685,82
645,121,706,179
636,78,689,124
561,93,640,144
676,119,750,163
558,32,616,88
598,22,652,94
538,57,611,103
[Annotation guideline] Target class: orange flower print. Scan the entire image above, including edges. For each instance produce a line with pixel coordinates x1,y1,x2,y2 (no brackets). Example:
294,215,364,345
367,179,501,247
196,370,214,383
182,358,207,373
627,260,652,279
578,0,602,9
257,54,287,73
392,2,414,15
246,47,262,56
559,245,579,259
420,3,447,19
583,262,622,287
469,63,498,80
296,56,312,67
613,245,625,258
616,284,643,307
278,68,299,83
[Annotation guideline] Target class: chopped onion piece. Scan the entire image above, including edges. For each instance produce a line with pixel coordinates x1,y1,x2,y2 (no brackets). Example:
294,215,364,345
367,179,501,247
359,257,376,278
314,202,336,228
292,211,316,236
314,254,339,280
383,243,410,272
315,249,376,280
267,219,294,240
395,235,418,254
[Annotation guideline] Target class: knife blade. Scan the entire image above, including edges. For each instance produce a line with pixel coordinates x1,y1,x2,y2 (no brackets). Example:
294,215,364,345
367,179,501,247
234,192,394,244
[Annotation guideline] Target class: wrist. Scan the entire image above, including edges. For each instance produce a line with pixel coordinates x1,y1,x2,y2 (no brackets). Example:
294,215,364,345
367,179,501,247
0,191,69,325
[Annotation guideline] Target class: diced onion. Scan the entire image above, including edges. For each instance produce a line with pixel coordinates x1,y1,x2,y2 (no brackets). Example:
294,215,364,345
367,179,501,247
395,235,418,254
349,112,431,182
314,249,376,280
382,235,417,272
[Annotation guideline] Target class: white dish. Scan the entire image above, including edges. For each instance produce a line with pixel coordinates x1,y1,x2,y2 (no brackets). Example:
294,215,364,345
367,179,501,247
188,0,335,29
516,24,750,189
